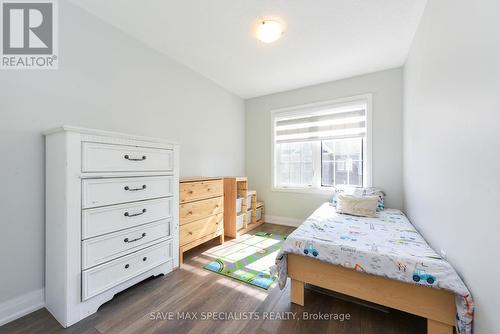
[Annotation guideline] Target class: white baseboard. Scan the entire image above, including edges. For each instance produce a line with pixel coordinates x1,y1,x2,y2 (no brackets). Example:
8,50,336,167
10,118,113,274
0,289,45,326
264,214,303,227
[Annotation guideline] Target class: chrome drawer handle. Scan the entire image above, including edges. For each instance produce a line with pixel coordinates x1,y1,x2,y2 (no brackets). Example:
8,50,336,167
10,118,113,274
124,232,146,243
124,185,146,191
124,154,147,161
124,208,147,217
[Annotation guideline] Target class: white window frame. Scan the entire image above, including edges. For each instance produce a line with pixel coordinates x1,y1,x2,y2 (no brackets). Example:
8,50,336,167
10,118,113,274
270,94,373,194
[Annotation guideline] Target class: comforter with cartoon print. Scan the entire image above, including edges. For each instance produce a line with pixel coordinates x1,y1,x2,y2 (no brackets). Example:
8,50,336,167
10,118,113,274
274,203,473,333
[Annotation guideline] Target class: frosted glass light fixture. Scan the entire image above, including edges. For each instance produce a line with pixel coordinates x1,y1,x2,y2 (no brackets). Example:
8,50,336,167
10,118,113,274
256,20,284,43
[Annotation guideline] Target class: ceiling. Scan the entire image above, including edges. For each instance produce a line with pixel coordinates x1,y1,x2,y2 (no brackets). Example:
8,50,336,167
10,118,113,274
71,0,427,99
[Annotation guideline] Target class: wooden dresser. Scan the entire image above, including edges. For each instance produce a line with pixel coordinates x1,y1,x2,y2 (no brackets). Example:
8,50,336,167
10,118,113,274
179,177,224,263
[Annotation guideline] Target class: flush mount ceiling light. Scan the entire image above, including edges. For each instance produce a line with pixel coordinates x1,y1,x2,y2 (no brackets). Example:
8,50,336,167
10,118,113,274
256,20,284,43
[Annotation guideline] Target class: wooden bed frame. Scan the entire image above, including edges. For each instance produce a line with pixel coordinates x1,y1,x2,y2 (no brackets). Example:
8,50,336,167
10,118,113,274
288,253,456,334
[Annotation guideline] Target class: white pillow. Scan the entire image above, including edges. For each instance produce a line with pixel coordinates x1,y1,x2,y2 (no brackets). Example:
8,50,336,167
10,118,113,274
336,194,379,218
331,187,386,211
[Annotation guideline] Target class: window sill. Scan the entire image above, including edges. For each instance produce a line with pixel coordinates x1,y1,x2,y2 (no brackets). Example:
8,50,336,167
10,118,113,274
271,186,336,195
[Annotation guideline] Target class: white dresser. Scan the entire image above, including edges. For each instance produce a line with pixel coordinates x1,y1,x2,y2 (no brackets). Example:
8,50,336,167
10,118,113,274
44,126,179,327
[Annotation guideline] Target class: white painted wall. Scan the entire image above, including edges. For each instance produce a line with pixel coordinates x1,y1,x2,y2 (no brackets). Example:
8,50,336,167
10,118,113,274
246,68,403,221
403,1,500,333
0,1,244,307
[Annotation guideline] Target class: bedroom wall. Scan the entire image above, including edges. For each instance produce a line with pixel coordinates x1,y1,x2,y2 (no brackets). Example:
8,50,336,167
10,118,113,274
0,0,244,315
245,68,403,223
403,1,500,333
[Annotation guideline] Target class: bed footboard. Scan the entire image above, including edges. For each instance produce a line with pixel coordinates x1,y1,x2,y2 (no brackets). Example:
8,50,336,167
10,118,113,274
287,254,455,334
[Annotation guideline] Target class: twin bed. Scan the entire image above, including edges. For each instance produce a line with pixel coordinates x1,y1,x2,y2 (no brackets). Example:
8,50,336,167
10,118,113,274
275,203,473,334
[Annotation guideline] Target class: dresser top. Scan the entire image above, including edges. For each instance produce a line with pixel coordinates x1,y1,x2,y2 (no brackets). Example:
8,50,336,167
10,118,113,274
43,125,180,145
180,176,223,183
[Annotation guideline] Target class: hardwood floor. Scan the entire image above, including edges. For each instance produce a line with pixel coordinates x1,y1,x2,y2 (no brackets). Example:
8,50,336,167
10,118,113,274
0,224,425,334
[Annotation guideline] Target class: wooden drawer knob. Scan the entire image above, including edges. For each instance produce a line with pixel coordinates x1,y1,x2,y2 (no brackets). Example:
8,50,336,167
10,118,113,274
188,231,193,235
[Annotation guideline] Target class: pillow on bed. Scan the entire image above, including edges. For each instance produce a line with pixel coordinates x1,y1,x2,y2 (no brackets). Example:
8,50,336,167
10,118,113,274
331,187,385,211
336,194,379,218
363,188,386,211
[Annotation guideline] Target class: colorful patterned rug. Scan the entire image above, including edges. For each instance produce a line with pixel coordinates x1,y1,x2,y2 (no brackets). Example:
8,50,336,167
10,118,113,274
203,232,287,290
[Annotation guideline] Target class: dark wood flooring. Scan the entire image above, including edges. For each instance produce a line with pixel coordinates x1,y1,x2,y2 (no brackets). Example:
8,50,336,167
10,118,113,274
0,224,425,334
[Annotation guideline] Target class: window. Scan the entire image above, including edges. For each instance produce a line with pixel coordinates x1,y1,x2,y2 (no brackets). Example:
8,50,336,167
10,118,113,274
272,95,371,192
277,142,314,187
321,138,363,187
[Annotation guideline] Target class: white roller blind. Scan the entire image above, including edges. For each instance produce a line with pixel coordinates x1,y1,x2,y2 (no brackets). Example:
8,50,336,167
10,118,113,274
274,102,367,143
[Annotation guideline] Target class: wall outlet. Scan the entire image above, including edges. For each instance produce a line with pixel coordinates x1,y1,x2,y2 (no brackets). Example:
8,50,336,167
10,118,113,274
440,249,447,259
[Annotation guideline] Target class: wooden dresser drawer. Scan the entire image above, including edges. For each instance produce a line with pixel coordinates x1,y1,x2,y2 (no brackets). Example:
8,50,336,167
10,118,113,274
180,180,223,203
82,142,173,173
180,196,223,225
82,219,171,269
82,198,172,239
180,213,223,246
82,176,173,209
82,240,172,301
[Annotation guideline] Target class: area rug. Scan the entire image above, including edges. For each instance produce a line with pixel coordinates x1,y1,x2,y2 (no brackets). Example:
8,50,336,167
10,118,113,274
203,231,287,290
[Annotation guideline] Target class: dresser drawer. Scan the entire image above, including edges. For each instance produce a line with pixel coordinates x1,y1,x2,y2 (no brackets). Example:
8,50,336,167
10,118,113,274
82,240,172,301
180,213,223,246
82,198,172,239
82,176,173,209
180,196,223,225
82,219,171,269
82,142,173,173
180,180,223,203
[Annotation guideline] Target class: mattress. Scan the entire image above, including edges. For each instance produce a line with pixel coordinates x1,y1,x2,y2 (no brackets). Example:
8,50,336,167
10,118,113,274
275,203,473,334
